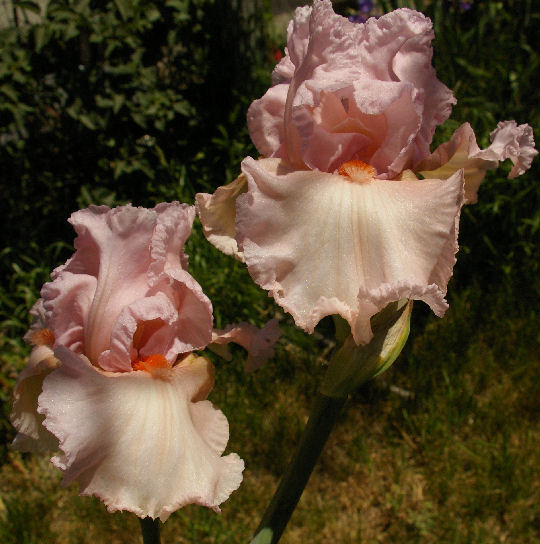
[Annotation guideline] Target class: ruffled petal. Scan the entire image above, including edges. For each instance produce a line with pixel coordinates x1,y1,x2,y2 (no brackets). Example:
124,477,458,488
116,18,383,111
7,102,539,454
39,348,244,521
247,2,455,174
147,270,214,360
247,86,290,162
238,157,463,344
23,299,49,344
66,206,158,364
148,202,195,283
98,292,178,372
294,82,423,176
11,345,60,452
195,174,248,260
211,319,281,372
375,9,456,162
41,271,97,354
485,121,537,178
42,203,208,372
99,271,213,372
417,122,537,203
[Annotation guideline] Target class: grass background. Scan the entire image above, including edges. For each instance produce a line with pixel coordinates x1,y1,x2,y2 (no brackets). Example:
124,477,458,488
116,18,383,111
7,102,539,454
1,0,539,542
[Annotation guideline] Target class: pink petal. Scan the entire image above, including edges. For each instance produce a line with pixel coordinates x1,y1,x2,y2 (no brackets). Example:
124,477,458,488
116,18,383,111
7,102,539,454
98,292,178,372
295,82,423,176
11,345,60,452
247,85,290,162
39,348,244,520
99,272,213,373
147,270,214,360
22,299,49,344
484,121,537,178
211,319,281,372
148,202,194,284
40,203,212,372
41,271,97,354
416,122,537,203
195,174,248,260
247,2,455,174
237,158,463,344
67,206,158,364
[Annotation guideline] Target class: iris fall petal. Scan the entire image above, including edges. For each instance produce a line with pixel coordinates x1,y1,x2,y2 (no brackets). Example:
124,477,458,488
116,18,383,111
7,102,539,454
195,174,248,260
417,121,537,203
211,319,281,371
39,348,243,520
237,157,463,344
11,345,60,452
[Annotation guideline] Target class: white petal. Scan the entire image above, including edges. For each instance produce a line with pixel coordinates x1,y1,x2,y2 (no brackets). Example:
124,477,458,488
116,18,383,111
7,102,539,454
39,348,243,520
238,158,463,344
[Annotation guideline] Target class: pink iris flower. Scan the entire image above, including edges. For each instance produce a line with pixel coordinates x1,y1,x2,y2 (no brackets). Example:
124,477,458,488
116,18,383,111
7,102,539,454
197,1,536,346
11,202,278,520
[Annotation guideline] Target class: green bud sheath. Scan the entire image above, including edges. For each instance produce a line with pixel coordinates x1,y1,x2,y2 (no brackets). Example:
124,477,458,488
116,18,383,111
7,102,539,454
322,300,413,398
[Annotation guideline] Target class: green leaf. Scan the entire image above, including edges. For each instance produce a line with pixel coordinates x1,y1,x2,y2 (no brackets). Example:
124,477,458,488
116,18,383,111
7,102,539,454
78,113,96,130
33,25,49,51
0,85,18,102
14,1,41,14
250,528,273,544
112,93,124,114
114,0,133,21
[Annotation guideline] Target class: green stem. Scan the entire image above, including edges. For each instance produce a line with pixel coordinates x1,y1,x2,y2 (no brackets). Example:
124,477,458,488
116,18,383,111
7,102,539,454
250,392,348,544
139,517,160,544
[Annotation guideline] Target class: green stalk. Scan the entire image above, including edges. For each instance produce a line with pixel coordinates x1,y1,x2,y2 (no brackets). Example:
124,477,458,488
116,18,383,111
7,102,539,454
249,392,348,544
139,517,160,544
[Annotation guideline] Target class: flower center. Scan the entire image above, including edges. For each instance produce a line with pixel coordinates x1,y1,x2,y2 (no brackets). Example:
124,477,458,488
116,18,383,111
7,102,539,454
30,328,55,346
132,354,170,373
337,160,375,183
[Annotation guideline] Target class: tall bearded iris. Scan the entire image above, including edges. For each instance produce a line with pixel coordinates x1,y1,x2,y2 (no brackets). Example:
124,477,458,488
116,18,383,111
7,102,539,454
197,0,536,346
11,202,278,521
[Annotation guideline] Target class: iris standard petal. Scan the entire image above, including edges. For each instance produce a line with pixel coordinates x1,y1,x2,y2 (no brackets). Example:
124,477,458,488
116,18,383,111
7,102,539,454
67,206,157,364
41,271,97,354
247,2,455,174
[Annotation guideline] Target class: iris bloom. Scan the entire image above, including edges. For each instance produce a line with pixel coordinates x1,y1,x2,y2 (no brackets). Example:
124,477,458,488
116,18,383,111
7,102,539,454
197,1,536,345
11,202,278,520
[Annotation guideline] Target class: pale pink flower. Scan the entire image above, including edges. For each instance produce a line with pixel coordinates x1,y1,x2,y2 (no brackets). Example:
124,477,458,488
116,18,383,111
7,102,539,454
11,202,276,520
248,2,456,178
197,1,536,346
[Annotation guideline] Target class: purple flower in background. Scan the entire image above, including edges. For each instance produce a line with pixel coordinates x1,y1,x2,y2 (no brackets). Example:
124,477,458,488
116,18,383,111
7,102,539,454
358,0,374,13
349,0,375,23
459,2,471,10
348,14,367,23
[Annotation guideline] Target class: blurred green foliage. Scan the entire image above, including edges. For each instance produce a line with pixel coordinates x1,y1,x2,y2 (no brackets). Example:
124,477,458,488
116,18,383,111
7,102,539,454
0,0,275,334
0,0,272,252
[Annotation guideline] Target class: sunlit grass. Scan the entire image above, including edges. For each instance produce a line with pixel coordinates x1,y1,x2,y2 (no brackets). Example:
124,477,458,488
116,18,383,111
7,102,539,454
1,281,538,543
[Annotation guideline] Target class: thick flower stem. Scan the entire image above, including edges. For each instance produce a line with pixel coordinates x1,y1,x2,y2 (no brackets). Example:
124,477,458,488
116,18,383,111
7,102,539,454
249,392,348,544
139,517,160,544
